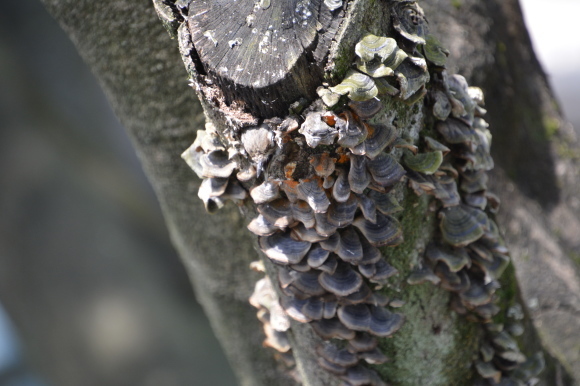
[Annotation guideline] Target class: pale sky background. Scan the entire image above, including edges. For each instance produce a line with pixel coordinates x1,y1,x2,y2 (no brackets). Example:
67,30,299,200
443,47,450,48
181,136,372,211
520,0,580,129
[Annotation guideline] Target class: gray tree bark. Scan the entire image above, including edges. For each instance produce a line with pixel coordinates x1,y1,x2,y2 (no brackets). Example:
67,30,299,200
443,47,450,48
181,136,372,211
39,0,580,385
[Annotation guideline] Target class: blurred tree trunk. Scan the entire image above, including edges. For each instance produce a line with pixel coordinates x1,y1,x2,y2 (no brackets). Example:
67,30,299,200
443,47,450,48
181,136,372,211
40,0,580,385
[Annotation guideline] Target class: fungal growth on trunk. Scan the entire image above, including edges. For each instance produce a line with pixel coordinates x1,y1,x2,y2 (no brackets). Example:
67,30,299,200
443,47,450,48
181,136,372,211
154,0,546,384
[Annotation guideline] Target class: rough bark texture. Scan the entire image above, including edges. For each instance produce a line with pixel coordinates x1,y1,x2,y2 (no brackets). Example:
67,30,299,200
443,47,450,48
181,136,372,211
39,1,293,385
40,0,579,385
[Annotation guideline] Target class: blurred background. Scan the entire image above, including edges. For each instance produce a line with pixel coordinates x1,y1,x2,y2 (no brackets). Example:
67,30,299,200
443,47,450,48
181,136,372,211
0,0,578,385
0,1,237,385
521,0,580,136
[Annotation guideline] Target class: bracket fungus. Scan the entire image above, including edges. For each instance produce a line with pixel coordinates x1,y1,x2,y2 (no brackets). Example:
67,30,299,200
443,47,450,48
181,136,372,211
163,0,546,384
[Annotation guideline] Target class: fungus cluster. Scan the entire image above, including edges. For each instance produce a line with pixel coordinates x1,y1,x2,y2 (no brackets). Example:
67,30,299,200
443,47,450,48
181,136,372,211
174,0,545,384
185,95,409,385
248,274,301,382
405,69,545,384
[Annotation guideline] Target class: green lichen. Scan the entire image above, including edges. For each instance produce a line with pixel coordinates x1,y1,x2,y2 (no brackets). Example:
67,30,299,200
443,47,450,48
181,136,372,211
493,262,519,325
569,250,580,268
556,141,580,160
496,42,508,68
375,276,479,385
326,0,388,83
369,193,480,385
497,42,507,53
450,0,463,10
543,116,560,140
386,192,434,275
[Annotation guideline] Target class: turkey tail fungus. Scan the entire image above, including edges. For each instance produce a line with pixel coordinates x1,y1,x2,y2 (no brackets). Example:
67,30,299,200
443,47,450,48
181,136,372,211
156,0,553,384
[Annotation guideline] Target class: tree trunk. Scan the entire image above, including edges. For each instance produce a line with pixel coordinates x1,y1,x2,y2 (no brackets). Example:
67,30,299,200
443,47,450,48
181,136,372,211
40,0,580,385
